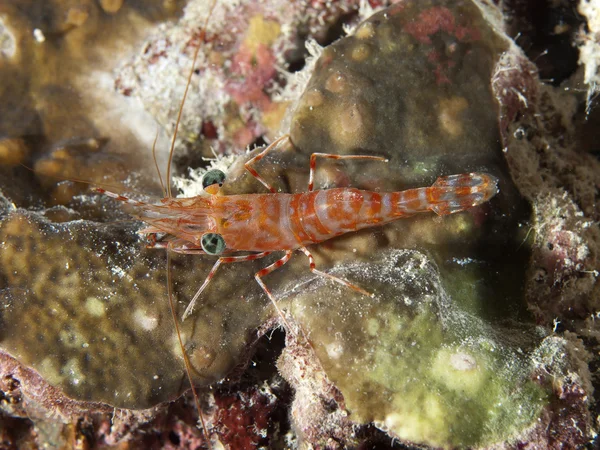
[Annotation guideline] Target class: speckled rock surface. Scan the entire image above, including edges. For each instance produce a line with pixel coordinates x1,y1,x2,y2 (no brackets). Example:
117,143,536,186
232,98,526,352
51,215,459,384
0,0,599,449
0,210,275,408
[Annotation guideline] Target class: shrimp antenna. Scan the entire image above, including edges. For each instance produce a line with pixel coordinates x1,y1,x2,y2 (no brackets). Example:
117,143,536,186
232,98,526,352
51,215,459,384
19,163,130,194
165,0,219,198
163,1,219,448
151,129,167,198
166,248,212,446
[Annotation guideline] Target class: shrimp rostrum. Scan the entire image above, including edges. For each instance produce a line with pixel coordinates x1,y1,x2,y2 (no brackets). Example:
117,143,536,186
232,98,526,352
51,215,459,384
97,135,499,322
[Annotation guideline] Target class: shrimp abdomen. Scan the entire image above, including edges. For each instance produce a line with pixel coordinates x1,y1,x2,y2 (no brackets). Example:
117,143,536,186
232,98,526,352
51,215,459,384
293,172,499,243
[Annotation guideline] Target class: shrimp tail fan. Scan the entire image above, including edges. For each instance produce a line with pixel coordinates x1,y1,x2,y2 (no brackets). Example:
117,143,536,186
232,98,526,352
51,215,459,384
429,173,499,216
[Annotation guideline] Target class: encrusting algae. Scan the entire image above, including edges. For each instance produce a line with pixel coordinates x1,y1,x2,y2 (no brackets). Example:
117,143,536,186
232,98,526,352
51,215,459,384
0,0,598,448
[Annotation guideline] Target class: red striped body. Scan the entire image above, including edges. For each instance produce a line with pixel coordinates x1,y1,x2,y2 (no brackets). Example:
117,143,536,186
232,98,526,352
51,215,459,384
216,189,416,251
128,172,498,253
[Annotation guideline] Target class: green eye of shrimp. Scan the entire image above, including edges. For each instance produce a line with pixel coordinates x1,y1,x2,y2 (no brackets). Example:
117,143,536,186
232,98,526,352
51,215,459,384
202,169,226,190
201,233,226,255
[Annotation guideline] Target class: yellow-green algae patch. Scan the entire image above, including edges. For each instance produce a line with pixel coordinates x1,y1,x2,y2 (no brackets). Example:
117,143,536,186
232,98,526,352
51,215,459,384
0,210,272,408
288,250,548,448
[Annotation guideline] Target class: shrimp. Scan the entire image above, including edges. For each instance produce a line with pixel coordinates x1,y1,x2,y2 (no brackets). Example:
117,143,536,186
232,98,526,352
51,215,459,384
93,0,500,446
96,136,499,322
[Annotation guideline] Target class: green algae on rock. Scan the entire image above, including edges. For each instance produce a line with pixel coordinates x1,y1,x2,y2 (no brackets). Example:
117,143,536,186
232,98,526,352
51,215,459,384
5,194,303,412
282,250,548,448
0,209,270,409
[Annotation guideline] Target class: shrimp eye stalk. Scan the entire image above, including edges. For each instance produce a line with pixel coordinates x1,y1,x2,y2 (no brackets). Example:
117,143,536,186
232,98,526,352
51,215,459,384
202,169,226,195
201,233,226,255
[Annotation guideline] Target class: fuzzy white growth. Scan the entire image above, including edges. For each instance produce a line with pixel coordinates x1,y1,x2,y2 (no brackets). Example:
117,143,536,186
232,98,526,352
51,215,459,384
172,152,238,198
276,38,323,105
116,0,243,161
0,18,17,58
117,0,303,161
342,0,383,35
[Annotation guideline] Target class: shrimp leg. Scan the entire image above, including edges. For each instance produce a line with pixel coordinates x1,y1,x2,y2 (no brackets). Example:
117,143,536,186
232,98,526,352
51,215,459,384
181,251,273,320
254,250,295,331
244,134,291,193
245,135,389,193
299,247,374,298
185,249,298,333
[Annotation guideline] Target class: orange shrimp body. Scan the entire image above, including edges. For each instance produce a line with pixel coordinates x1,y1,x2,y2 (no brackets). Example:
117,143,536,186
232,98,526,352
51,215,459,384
110,171,498,253
96,143,499,324
218,173,497,251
